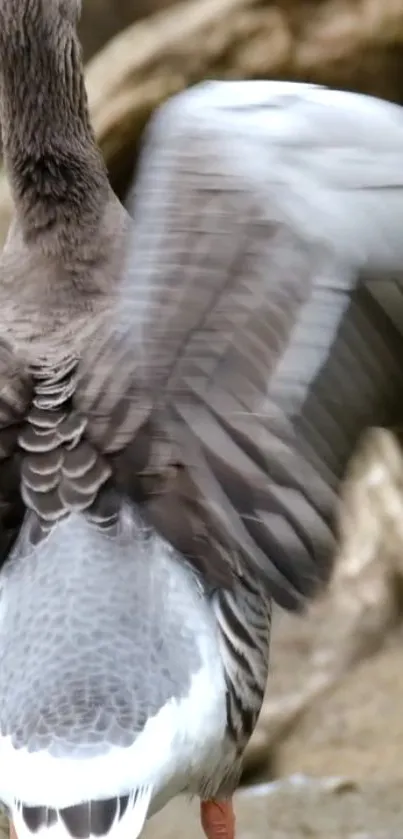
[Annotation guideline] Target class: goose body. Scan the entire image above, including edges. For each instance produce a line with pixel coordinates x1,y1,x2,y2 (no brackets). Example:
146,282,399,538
1,3,403,838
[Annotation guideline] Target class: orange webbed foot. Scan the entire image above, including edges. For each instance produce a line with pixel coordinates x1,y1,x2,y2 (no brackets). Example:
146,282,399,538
200,798,235,839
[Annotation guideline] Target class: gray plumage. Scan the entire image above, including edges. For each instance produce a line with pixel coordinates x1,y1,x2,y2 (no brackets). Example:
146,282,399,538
93,81,403,610
0,2,402,838
0,511,200,754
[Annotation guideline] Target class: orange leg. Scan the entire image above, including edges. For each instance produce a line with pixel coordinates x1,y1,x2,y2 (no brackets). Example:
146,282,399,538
200,798,235,839
9,822,17,839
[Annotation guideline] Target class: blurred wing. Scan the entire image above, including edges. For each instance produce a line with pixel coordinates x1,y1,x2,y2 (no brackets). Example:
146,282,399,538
77,81,403,610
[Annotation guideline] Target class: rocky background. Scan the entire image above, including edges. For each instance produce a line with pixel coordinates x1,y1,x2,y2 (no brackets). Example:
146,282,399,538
3,1,403,836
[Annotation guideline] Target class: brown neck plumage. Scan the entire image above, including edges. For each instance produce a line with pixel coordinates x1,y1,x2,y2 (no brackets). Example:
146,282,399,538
0,0,109,244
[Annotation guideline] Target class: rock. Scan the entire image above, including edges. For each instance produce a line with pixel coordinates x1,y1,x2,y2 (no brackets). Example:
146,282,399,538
278,627,403,782
140,777,403,839
78,0,179,61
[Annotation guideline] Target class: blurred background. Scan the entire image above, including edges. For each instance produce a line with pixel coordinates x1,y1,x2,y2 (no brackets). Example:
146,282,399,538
78,0,174,59
5,1,403,836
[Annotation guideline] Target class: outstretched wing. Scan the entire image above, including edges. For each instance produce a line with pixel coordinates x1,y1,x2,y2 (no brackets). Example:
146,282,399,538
76,81,403,611
0,340,31,563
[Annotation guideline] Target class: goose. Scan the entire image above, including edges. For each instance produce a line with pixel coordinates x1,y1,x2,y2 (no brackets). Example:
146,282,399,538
1,2,403,839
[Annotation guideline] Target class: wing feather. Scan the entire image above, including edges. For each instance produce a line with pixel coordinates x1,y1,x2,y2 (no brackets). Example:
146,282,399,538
76,82,403,610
